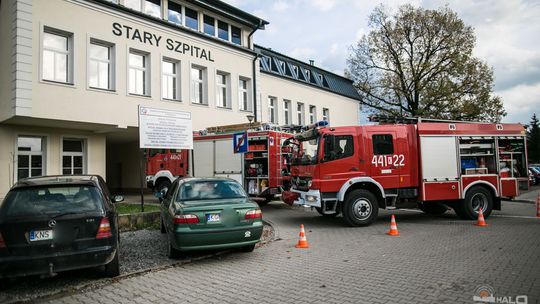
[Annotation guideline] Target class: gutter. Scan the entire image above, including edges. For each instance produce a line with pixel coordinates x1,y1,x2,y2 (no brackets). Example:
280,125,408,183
248,21,265,122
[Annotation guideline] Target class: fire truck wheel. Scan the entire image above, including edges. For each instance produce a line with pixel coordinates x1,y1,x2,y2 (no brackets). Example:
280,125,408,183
157,180,172,194
342,189,379,227
461,187,493,220
418,203,448,215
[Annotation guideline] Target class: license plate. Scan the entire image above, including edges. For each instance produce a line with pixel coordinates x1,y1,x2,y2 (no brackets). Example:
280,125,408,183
206,213,221,223
29,229,53,242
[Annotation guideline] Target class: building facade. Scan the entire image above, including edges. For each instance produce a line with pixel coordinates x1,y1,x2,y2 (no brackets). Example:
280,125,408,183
0,0,361,197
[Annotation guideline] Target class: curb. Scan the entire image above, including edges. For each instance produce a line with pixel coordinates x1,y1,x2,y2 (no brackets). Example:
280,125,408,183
503,199,536,205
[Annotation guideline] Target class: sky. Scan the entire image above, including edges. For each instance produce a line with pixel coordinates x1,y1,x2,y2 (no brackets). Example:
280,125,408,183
223,0,540,124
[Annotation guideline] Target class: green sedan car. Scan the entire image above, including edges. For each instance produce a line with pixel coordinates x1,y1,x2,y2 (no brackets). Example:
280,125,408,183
160,177,263,258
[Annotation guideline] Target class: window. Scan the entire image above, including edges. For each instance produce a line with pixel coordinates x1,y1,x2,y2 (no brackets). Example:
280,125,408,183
124,0,161,18
62,139,85,175
239,78,250,111
325,135,354,161
88,39,114,90
17,136,45,180
185,7,198,30
231,26,241,45
216,72,230,108
162,59,179,100
322,108,330,122
42,28,72,83
168,1,182,25
309,105,316,124
191,66,206,104
128,50,149,96
372,134,394,155
283,100,291,125
268,97,277,123
203,15,215,36
297,102,305,125
218,20,229,41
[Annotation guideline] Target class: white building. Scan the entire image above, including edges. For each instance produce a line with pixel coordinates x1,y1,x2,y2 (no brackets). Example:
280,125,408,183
0,0,361,196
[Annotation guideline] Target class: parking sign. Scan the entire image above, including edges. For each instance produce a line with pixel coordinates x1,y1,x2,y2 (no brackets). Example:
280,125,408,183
233,131,248,154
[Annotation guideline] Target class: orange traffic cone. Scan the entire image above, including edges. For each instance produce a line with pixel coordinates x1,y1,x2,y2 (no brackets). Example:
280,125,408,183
386,215,400,236
295,224,310,248
536,194,540,218
475,209,488,226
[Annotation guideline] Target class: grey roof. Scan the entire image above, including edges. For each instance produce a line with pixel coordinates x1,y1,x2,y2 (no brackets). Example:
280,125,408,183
255,45,361,101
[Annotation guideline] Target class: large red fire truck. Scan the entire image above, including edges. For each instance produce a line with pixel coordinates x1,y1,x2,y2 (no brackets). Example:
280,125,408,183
281,117,529,226
146,124,292,203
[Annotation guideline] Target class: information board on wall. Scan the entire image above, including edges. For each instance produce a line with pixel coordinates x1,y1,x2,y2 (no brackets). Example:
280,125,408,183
138,106,193,149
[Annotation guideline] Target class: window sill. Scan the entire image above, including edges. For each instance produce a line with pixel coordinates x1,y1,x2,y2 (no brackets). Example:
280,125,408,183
239,109,253,113
87,87,117,94
162,98,182,103
216,106,232,111
40,79,76,88
128,93,152,99
191,102,209,107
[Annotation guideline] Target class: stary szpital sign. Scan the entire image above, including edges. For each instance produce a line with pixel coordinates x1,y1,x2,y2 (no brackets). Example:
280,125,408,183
138,105,193,149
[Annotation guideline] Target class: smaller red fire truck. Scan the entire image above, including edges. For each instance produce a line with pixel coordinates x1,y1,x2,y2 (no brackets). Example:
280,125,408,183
146,123,292,203
282,117,529,226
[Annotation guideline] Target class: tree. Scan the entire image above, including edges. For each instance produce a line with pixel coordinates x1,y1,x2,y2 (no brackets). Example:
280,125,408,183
527,113,540,163
347,4,506,121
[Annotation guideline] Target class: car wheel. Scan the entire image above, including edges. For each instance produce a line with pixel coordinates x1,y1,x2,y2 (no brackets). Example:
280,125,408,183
157,180,172,195
342,189,379,227
104,248,120,277
160,217,166,234
240,244,256,252
418,202,448,215
459,187,494,220
168,238,181,259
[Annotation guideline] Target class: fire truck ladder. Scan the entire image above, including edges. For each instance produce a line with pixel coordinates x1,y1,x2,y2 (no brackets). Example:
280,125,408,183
369,115,497,125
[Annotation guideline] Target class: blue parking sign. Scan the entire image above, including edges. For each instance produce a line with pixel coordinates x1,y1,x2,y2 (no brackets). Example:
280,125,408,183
233,131,248,154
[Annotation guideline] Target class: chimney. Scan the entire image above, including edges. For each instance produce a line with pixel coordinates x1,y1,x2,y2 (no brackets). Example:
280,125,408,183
309,60,314,66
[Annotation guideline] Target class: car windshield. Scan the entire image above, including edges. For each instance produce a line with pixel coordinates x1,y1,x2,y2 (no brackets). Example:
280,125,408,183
177,180,247,201
1,185,103,218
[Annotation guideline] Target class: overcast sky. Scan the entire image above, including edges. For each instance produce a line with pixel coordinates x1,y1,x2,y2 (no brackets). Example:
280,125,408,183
224,0,540,124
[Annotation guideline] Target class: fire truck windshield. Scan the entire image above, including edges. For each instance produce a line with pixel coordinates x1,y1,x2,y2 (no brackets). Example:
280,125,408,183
289,136,319,166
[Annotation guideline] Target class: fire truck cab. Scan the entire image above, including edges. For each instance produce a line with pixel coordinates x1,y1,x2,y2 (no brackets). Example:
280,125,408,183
282,120,528,227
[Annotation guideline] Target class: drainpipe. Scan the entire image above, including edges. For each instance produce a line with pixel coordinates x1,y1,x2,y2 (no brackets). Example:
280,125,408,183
248,21,263,122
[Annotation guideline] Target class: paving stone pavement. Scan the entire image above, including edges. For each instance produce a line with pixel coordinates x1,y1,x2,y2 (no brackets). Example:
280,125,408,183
45,201,540,304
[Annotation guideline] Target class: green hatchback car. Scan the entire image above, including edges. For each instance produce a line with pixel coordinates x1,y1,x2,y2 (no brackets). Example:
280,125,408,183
159,177,263,258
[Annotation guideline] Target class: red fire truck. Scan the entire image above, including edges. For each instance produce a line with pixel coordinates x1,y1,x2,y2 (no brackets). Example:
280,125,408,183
281,117,529,226
146,125,292,203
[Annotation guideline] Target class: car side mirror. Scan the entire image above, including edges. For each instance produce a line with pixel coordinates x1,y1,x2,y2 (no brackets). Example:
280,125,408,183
113,195,124,203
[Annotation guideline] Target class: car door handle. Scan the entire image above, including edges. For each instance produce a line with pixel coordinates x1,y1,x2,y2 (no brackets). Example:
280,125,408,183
350,167,359,171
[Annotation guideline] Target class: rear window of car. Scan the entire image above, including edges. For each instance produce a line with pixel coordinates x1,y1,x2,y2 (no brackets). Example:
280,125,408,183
177,180,247,201
1,185,103,218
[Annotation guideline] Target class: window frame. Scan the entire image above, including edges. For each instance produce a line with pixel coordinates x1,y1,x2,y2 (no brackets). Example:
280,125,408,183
16,136,47,180
190,65,207,105
128,49,150,96
88,38,115,91
297,102,305,125
215,71,230,108
238,77,252,112
268,96,277,124
283,99,291,125
184,6,199,31
61,138,87,175
309,105,317,124
161,57,180,101
41,26,73,85
322,108,330,123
